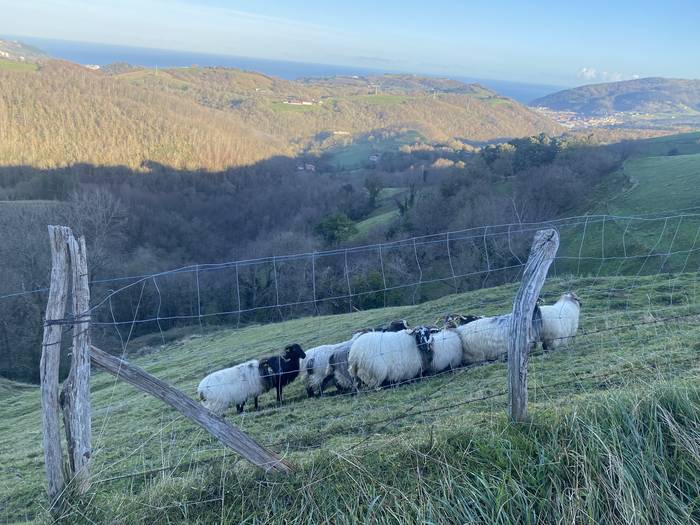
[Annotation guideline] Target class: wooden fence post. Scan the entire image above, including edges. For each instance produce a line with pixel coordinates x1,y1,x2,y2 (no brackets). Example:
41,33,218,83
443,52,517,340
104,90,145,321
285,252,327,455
61,234,92,494
40,226,71,501
508,229,559,422
89,345,292,473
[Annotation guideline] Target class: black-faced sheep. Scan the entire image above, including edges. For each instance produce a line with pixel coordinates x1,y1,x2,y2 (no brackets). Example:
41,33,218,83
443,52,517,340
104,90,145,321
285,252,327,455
258,343,306,404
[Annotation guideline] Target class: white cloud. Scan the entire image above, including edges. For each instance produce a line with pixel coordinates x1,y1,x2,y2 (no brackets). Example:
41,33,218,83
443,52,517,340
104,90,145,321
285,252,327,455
578,67,640,83
578,67,598,80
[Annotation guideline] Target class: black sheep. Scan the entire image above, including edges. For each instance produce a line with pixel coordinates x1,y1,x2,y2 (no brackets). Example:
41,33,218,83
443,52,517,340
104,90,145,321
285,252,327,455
259,343,306,404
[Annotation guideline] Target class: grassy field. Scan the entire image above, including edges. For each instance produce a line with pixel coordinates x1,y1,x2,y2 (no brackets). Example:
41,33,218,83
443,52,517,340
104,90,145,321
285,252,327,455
0,59,38,72
556,132,700,277
2,271,699,524
324,131,423,170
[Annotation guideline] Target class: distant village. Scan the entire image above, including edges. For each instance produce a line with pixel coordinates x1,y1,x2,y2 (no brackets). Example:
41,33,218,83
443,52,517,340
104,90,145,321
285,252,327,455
532,107,624,128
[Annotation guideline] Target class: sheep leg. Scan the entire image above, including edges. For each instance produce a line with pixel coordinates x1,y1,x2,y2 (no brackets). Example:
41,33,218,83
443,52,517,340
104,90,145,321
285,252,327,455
319,375,335,395
236,403,244,414
276,379,283,404
306,386,315,398
254,396,259,410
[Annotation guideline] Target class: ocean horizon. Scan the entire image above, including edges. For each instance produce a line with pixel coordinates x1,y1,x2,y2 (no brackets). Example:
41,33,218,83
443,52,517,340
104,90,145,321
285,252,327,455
5,35,564,102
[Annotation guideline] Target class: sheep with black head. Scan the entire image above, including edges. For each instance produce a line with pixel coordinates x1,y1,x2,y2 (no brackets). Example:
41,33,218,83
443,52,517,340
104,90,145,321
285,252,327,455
258,343,306,404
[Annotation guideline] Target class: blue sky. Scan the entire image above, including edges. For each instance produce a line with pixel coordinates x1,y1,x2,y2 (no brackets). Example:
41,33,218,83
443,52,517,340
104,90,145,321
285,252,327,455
1,0,698,85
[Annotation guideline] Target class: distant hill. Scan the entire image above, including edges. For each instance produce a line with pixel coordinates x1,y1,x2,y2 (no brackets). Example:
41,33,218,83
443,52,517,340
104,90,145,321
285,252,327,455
0,61,289,170
532,77,700,116
0,37,49,62
0,54,562,171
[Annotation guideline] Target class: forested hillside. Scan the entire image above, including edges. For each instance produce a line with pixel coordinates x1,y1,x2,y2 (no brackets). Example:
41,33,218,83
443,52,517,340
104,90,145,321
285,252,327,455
0,61,289,170
0,60,561,170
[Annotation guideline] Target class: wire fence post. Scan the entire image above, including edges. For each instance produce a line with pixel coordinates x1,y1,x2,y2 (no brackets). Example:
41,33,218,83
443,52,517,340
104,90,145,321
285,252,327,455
508,228,559,422
61,234,92,495
40,225,71,503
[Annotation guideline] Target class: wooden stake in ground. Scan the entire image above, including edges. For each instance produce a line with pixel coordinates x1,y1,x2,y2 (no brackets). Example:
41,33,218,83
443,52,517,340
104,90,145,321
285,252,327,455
508,228,560,422
60,234,92,494
40,226,71,501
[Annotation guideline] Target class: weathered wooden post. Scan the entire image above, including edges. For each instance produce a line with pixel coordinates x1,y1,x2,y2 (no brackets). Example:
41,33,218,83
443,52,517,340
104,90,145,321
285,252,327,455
508,229,559,422
40,226,71,501
61,234,92,494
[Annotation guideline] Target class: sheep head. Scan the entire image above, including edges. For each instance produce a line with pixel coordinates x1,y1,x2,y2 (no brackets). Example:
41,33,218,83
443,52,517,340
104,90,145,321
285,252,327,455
386,319,409,331
284,343,306,360
563,291,582,307
410,326,434,370
444,313,482,328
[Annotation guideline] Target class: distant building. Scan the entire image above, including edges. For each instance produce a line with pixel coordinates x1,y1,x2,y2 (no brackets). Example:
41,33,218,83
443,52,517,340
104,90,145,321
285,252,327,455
83,64,101,70
284,98,315,106
368,154,380,162
305,163,316,172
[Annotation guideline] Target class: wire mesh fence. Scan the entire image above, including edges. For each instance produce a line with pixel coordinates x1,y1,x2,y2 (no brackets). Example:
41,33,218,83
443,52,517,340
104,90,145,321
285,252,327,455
1,210,700,523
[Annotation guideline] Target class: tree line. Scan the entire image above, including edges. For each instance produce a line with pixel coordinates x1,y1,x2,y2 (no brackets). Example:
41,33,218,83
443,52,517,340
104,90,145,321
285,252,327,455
0,134,627,383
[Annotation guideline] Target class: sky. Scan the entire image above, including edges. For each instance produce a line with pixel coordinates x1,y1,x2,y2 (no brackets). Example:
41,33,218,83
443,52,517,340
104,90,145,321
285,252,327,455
1,0,699,86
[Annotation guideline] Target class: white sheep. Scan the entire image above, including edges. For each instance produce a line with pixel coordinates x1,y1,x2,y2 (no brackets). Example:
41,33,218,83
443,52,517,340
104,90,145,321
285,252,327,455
197,359,270,415
300,342,344,397
456,308,543,365
348,327,433,389
539,292,581,350
456,315,509,364
429,328,463,373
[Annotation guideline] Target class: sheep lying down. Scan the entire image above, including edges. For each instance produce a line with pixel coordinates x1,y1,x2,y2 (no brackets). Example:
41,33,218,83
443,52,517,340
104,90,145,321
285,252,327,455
197,359,269,415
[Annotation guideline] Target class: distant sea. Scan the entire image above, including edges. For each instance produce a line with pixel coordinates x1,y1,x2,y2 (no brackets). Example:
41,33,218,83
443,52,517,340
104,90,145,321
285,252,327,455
8,36,564,103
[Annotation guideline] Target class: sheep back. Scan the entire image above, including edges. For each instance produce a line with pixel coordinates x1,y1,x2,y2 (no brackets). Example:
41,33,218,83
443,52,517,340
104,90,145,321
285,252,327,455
456,315,511,365
430,329,463,373
348,330,423,388
539,296,581,350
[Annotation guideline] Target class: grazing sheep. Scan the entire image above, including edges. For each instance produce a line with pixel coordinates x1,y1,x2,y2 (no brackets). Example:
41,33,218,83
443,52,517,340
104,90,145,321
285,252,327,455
197,359,271,415
539,292,582,350
457,308,542,365
300,338,357,397
348,327,433,389
259,343,306,404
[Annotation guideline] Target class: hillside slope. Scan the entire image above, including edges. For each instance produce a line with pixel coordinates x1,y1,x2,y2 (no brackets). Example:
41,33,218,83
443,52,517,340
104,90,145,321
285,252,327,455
1,273,699,523
121,68,562,147
532,77,700,116
0,37,49,62
0,61,290,170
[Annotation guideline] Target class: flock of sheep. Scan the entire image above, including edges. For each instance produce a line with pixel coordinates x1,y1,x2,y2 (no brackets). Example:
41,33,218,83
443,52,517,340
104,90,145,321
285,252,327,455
197,292,582,415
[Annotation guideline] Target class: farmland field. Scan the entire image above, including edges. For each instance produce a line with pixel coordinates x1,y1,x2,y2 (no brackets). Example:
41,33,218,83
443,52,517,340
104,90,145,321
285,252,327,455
0,58,38,72
2,271,699,524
